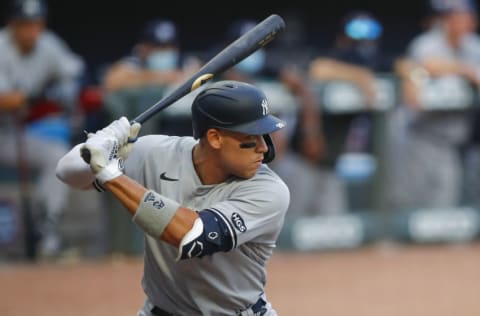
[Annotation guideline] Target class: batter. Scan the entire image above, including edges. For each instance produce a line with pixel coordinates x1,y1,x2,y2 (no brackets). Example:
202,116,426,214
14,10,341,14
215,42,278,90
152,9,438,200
56,80,290,315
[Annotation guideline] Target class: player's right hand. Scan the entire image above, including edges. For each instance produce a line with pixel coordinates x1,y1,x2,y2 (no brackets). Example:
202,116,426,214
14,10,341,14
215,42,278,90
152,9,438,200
97,116,132,145
119,121,141,160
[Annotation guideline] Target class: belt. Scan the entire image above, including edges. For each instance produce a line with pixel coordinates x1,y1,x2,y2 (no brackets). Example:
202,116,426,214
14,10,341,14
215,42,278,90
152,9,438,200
151,305,173,316
150,297,267,316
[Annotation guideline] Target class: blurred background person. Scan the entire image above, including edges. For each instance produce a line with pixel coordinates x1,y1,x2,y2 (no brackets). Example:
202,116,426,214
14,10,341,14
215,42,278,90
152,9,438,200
102,19,185,93
98,19,203,255
308,10,401,211
388,0,480,210
101,18,202,136
211,17,348,218
0,0,85,259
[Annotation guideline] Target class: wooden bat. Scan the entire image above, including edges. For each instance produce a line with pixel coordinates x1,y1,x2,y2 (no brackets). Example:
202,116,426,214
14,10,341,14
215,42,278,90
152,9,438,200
81,14,285,164
131,13,286,125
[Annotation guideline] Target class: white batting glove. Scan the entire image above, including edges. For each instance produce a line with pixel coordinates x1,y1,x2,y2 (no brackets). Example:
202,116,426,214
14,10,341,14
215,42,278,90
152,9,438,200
80,130,122,183
80,117,142,184
98,116,131,144
98,116,142,160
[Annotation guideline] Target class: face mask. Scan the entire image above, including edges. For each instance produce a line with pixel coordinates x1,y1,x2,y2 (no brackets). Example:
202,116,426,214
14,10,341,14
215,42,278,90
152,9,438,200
354,41,378,59
234,49,266,75
146,50,179,71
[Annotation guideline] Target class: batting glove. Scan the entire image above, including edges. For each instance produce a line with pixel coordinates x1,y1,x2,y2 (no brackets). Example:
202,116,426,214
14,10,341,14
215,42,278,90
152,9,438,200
96,116,142,160
80,130,122,183
80,117,142,183
97,116,132,144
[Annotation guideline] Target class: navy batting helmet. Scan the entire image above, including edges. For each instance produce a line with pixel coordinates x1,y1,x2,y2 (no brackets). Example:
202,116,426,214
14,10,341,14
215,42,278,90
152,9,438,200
191,80,286,163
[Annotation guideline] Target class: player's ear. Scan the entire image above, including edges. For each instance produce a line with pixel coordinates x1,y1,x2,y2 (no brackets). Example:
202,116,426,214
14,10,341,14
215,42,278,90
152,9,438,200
206,128,222,149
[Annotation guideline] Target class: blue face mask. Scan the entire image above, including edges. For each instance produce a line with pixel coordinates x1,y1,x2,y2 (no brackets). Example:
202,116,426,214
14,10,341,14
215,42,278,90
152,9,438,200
146,50,179,71
234,49,266,75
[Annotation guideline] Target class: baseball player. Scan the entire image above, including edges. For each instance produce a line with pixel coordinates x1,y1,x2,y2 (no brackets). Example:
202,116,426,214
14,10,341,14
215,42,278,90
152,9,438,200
56,80,290,315
0,0,85,258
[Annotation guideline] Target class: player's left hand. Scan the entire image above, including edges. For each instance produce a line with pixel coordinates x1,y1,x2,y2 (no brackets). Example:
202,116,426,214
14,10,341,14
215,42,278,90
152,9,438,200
80,129,123,183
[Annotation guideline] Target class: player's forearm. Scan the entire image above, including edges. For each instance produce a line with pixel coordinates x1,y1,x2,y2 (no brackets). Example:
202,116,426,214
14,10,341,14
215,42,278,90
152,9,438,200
56,144,97,190
0,91,26,111
105,175,198,246
103,66,182,92
309,58,375,84
104,175,147,214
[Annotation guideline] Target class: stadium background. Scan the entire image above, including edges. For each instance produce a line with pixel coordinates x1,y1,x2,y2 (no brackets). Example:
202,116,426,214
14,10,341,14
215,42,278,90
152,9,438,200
0,0,429,80
1,1,480,315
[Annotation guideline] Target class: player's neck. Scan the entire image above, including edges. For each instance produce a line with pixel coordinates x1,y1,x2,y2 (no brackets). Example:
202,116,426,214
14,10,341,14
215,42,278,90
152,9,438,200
192,144,229,185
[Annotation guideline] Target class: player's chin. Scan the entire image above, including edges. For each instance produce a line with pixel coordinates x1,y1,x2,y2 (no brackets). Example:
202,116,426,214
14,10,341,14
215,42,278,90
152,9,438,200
236,164,261,179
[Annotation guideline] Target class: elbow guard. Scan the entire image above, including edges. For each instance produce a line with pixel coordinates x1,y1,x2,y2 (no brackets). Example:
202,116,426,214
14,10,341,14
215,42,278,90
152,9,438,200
177,209,235,260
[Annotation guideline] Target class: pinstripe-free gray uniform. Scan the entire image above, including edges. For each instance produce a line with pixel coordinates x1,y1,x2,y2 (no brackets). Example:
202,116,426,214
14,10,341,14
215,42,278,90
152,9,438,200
126,135,290,316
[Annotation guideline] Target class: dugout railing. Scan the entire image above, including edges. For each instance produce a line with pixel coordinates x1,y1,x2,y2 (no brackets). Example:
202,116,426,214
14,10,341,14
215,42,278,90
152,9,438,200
2,73,480,259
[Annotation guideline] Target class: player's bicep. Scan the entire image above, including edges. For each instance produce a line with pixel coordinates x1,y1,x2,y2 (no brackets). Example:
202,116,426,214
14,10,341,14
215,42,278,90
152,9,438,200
176,209,236,260
211,180,290,246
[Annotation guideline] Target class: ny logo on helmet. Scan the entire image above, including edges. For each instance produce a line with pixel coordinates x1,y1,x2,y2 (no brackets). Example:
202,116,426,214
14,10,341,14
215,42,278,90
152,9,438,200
261,98,269,116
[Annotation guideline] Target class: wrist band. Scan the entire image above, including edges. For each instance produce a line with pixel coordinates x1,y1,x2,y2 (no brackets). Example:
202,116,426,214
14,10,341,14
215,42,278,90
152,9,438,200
132,190,179,238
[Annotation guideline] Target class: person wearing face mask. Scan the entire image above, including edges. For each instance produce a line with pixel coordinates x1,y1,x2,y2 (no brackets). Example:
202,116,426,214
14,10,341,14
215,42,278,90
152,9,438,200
309,11,398,107
215,18,328,164
101,19,202,137
386,0,480,211
209,17,348,220
307,11,404,211
102,19,189,92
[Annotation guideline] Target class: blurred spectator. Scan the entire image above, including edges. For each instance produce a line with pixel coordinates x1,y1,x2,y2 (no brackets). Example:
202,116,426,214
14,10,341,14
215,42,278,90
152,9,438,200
269,119,349,218
308,10,401,210
100,18,201,135
388,0,480,210
309,11,396,107
218,17,328,163
102,19,186,92
214,18,348,217
0,0,85,258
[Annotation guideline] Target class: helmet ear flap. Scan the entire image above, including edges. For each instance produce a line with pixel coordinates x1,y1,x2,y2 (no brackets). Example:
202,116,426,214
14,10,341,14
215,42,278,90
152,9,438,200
262,134,276,163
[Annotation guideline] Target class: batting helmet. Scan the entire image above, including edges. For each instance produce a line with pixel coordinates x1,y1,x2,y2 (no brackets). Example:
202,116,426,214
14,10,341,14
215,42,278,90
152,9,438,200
191,80,286,163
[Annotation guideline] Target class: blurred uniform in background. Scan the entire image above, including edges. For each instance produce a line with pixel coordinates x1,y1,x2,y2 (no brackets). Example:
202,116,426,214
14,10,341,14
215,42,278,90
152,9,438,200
308,11,401,210
215,18,348,218
389,0,480,210
0,0,85,258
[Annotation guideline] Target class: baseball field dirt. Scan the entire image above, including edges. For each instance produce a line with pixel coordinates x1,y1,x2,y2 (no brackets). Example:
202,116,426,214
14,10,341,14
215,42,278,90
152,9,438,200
1,241,479,316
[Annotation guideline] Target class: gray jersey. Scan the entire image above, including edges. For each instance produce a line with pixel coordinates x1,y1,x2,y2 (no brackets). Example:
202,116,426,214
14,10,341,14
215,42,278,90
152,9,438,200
125,135,290,315
405,26,480,144
0,27,84,114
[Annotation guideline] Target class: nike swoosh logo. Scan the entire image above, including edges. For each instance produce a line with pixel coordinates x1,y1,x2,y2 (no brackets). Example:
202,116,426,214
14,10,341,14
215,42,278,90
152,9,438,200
160,172,179,181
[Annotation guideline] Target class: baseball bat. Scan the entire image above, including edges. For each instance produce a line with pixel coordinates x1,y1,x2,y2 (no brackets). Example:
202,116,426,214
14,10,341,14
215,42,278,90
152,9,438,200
131,13,285,125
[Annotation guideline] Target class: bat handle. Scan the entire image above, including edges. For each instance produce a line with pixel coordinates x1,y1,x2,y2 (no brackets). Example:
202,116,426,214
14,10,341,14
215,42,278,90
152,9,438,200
127,137,138,143
128,119,140,143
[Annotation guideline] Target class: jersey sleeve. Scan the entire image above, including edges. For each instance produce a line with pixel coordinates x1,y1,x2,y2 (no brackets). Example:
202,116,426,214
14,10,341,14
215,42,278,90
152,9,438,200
43,32,85,80
0,49,13,93
206,169,290,247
